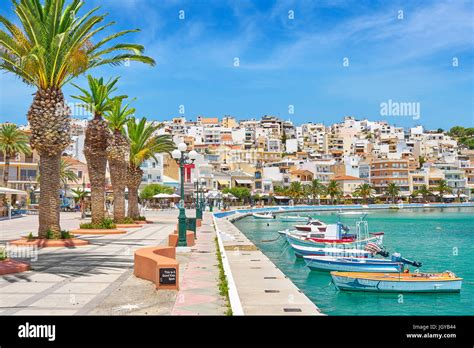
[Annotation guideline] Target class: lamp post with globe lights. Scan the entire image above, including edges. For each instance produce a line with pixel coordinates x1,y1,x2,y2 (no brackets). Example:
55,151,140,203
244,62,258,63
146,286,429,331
171,143,198,247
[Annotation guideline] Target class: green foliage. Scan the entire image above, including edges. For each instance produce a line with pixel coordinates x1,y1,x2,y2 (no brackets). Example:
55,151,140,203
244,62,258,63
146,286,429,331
127,117,175,169
80,218,116,230
0,247,6,261
0,123,31,159
140,184,174,200
119,217,135,224
44,229,73,240
72,75,125,118
27,232,34,241
215,237,232,316
222,187,251,202
135,215,147,221
0,0,155,89
448,126,474,149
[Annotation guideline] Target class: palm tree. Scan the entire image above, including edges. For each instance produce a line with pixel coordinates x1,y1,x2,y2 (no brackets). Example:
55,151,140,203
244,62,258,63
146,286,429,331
353,183,374,204
306,179,326,205
0,0,155,238
288,181,303,204
105,99,135,222
71,188,88,218
326,180,342,204
126,117,175,219
415,185,432,202
0,124,30,187
72,76,125,224
436,179,452,202
385,182,401,203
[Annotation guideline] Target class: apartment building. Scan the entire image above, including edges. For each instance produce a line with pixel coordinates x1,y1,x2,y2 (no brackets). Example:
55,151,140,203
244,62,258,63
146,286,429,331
370,159,410,194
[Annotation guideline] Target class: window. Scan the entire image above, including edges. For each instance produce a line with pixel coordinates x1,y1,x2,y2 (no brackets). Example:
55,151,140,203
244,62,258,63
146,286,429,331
78,171,83,179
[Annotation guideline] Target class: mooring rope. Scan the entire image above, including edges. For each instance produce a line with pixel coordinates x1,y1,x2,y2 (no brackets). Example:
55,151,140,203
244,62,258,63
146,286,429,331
261,233,283,243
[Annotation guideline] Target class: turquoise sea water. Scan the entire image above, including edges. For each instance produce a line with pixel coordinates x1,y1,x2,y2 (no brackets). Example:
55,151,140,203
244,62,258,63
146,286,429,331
234,207,474,315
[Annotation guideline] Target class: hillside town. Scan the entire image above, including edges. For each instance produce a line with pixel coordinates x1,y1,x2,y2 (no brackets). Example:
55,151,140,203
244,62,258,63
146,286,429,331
2,115,473,212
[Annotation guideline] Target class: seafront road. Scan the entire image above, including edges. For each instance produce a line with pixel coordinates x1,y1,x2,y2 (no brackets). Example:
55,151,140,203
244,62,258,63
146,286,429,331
0,211,226,315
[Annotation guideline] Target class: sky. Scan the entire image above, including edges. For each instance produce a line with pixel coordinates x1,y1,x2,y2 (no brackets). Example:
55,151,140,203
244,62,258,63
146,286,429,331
0,0,473,130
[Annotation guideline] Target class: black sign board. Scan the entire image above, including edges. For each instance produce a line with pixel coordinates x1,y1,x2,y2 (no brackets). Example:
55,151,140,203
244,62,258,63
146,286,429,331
159,268,177,285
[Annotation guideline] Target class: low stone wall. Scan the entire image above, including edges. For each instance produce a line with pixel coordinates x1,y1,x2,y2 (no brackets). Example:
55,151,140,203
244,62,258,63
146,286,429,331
134,246,179,290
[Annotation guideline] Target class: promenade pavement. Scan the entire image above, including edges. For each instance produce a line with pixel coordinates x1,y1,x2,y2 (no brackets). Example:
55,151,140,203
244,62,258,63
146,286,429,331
0,210,226,315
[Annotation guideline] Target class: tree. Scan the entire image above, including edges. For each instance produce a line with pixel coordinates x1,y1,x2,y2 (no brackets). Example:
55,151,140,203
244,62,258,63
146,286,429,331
436,179,452,202
326,180,342,204
71,188,88,218
105,99,135,222
0,124,30,187
0,0,155,238
353,183,374,204
306,179,326,205
414,185,432,202
222,187,250,204
385,182,401,203
72,76,125,224
127,117,175,219
288,181,303,204
140,184,174,202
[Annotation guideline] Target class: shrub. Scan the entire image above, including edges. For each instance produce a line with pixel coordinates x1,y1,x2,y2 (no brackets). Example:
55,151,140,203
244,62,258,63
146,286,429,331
135,216,147,221
27,232,34,241
119,217,135,224
80,218,116,230
0,247,6,261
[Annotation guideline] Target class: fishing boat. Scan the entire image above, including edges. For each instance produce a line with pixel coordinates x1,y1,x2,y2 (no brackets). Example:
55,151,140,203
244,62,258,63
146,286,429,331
294,219,328,232
286,220,384,248
304,252,421,273
279,215,310,222
331,271,462,293
304,256,403,273
252,212,275,219
289,243,374,258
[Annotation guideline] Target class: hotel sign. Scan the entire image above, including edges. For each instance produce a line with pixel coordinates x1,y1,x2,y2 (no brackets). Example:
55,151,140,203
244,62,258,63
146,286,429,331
159,268,177,285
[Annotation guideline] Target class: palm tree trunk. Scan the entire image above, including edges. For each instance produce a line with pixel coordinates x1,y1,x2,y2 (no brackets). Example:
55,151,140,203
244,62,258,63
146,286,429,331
84,117,108,224
127,166,143,219
27,88,71,238
107,131,129,222
2,152,10,187
87,154,107,223
38,152,61,238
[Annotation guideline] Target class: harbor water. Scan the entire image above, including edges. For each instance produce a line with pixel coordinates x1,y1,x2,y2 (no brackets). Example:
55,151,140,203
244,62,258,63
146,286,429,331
234,207,474,315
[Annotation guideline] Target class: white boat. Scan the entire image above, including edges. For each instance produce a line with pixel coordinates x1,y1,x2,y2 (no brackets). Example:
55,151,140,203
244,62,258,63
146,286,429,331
304,255,403,273
279,215,310,222
331,271,463,293
252,212,275,219
294,219,328,232
289,243,373,258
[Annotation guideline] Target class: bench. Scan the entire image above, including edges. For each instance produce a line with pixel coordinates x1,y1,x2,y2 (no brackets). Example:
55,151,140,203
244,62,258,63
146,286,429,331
134,246,179,290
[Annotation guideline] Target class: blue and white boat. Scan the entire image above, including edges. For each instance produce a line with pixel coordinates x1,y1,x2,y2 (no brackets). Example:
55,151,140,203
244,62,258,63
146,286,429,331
289,243,373,258
303,255,403,273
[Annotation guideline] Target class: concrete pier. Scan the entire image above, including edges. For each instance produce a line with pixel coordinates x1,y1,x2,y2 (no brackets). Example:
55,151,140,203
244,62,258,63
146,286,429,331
214,215,322,315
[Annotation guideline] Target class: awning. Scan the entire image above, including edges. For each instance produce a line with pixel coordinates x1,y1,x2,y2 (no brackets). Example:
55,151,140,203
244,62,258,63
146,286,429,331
235,179,253,184
0,187,28,195
217,179,229,185
274,195,290,199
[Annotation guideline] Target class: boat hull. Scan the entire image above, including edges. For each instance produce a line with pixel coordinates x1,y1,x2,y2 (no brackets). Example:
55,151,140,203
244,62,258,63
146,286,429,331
289,243,373,258
331,272,463,293
304,256,402,273
286,232,382,249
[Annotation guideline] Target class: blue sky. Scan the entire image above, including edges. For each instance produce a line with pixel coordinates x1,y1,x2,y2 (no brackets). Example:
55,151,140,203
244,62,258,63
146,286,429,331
0,0,473,129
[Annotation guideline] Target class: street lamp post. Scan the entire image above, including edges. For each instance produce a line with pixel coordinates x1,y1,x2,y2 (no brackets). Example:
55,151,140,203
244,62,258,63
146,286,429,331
195,178,204,221
172,143,198,247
